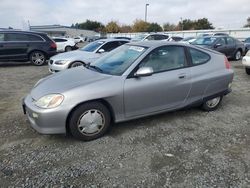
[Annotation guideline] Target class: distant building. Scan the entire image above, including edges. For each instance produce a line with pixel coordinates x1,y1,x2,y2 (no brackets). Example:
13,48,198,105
30,25,99,38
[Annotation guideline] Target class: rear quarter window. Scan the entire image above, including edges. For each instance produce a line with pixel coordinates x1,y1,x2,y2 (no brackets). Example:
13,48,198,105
28,34,44,41
189,48,210,65
0,33,4,41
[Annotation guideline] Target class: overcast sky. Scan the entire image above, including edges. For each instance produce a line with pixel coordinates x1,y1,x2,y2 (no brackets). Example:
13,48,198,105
0,0,249,29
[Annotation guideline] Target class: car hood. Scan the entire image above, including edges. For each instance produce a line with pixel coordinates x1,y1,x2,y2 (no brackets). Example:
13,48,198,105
30,67,112,100
50,50,101,63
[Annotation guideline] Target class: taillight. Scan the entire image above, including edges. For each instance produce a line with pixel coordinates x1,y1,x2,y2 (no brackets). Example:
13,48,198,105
224,56,231,69
50,42,57,49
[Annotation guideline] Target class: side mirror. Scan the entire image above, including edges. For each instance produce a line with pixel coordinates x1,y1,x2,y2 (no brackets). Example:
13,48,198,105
214,43,222,48
98,49,105,53
134,67,153,77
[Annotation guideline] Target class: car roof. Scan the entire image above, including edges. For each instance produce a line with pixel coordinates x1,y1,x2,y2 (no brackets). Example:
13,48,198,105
96,38,130,42
128,41,190,48
0,29,47,35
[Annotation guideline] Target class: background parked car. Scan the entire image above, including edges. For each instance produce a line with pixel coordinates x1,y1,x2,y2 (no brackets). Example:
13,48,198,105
242,50,250,75
243,37,250,53
180,37,196,44
74,36,85,43
0,30,57,65
191,36,245,60
132,33,169,42
53,37,77,52
49,38,129,73
23,41,234,141
167,36,183,42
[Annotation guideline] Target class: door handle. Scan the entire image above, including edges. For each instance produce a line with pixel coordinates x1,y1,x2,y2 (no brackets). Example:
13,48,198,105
178,74,186,79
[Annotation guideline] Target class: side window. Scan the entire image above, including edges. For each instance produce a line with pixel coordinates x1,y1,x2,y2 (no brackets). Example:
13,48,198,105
139,46,186,73
189,48,210,65
5,33,29,42
227,37,235,45
217,38,226,45
28,34,44,41
0,33,4,42
145,35,155,40
155,35,168,40
54,38,66,42
100,41,121,52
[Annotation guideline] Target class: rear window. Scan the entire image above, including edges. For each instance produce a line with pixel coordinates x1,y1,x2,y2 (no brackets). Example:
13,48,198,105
189,48,210,65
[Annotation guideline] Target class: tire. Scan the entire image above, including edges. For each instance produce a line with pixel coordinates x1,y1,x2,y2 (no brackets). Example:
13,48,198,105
201,96,222,111
69,61,84,68
29,51,46,66
246,67,250,75
69,102,111,141
234,50,242,61
65,46,72,52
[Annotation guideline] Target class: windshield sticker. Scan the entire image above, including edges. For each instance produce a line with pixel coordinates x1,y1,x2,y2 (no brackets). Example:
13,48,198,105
129,46,145,52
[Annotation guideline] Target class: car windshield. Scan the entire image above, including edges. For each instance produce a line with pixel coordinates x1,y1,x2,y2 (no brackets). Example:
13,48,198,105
92,44,148,76
245,38,250,43
192,37,217,45
80,41,105,52
132,34,147,41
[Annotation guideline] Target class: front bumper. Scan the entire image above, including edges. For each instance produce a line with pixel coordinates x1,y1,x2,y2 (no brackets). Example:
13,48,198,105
22,94,67,134
242,56,250,67
48,59,70,73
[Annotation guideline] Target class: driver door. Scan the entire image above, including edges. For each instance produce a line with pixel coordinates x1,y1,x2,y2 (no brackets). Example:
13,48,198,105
124,45,192,118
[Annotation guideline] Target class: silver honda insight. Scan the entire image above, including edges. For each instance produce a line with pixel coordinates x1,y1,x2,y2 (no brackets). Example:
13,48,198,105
23,41,234,141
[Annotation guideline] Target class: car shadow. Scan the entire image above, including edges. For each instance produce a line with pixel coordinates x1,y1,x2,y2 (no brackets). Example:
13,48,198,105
0,61,48,67
108,107,201,138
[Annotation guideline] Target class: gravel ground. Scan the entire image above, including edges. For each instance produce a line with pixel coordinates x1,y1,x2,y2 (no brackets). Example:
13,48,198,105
0,60,249,187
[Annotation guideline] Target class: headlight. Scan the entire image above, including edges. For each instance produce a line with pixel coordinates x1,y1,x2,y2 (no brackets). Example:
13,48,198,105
55,60,71,65
35,94,64,109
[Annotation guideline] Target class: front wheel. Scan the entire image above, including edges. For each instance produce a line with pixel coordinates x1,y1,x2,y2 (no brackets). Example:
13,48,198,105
69,61,84,68
234,50,242,61
201,96,222,111
246,68,250,75
65,46,72,52
29,51,46,66
69,102,111,141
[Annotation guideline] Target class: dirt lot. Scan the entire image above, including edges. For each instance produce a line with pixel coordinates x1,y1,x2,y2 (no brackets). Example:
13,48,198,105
0,61,249,187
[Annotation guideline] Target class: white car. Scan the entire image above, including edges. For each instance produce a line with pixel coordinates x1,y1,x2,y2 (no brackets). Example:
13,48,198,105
74,36,85,43
242,50,250,75
53,37,76,52
48,39,129,73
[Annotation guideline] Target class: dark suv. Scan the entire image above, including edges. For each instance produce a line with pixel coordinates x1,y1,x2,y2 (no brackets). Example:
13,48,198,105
192,36,245,60
0,30,57,65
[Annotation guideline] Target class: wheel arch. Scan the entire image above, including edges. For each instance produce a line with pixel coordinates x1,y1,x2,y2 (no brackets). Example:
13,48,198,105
65,99,115,135
28,49,48,59
68,60,86,68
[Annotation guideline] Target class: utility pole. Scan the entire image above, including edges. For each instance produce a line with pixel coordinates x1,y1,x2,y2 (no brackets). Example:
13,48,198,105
180,17,183,31
145,3,149,22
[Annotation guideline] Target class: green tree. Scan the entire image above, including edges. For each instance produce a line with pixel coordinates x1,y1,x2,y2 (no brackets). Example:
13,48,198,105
132,19,150,32
178,19,194,30
74,20,105,32
244,17,250,27
194,18,214,30
163,23,177,31
147,22,163,32
105,21,120,33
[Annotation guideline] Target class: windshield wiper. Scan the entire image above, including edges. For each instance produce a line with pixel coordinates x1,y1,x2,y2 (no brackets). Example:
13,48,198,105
85,63,103,73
